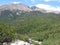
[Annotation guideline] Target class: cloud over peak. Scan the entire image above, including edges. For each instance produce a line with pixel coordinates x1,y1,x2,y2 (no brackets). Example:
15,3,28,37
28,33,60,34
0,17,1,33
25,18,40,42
12,2,20,4
36,4,60,13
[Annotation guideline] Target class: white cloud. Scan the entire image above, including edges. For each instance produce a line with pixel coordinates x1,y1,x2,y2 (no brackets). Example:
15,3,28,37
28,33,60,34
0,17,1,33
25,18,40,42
44,0,50,2
44,0,60,2
31,0,35,2
12,2,20,4
36,4,60,13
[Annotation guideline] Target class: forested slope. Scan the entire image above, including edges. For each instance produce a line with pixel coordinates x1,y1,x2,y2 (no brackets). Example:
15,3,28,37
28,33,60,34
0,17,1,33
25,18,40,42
0,10,60,45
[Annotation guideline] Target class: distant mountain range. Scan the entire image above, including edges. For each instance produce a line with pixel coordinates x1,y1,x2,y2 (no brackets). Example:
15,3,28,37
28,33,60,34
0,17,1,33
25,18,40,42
0,3,60,14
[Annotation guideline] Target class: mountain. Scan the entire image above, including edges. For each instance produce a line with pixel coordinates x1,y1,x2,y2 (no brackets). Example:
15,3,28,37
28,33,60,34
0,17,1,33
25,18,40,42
0,3,60,22
0,3,32,12
0,3,60,14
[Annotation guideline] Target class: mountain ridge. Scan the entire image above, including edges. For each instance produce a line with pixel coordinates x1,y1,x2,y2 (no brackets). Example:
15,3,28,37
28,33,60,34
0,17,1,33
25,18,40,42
0,3,60,14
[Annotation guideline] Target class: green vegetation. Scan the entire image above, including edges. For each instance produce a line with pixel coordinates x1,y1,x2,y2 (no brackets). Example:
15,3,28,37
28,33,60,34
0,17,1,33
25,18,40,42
0,10,60,45
0,23,17,45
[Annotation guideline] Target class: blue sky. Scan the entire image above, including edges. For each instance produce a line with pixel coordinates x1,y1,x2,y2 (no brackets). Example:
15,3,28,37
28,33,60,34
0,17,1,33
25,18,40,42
0,0,60,7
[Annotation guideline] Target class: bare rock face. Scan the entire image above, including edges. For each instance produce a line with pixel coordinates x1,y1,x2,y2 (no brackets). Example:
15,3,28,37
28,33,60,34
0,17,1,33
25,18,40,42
10,40,34,45
0,3,32,12
3,43,7,45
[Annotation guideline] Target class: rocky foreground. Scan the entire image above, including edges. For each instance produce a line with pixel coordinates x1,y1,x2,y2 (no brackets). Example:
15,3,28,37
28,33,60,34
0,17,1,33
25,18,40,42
3,39,42,45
